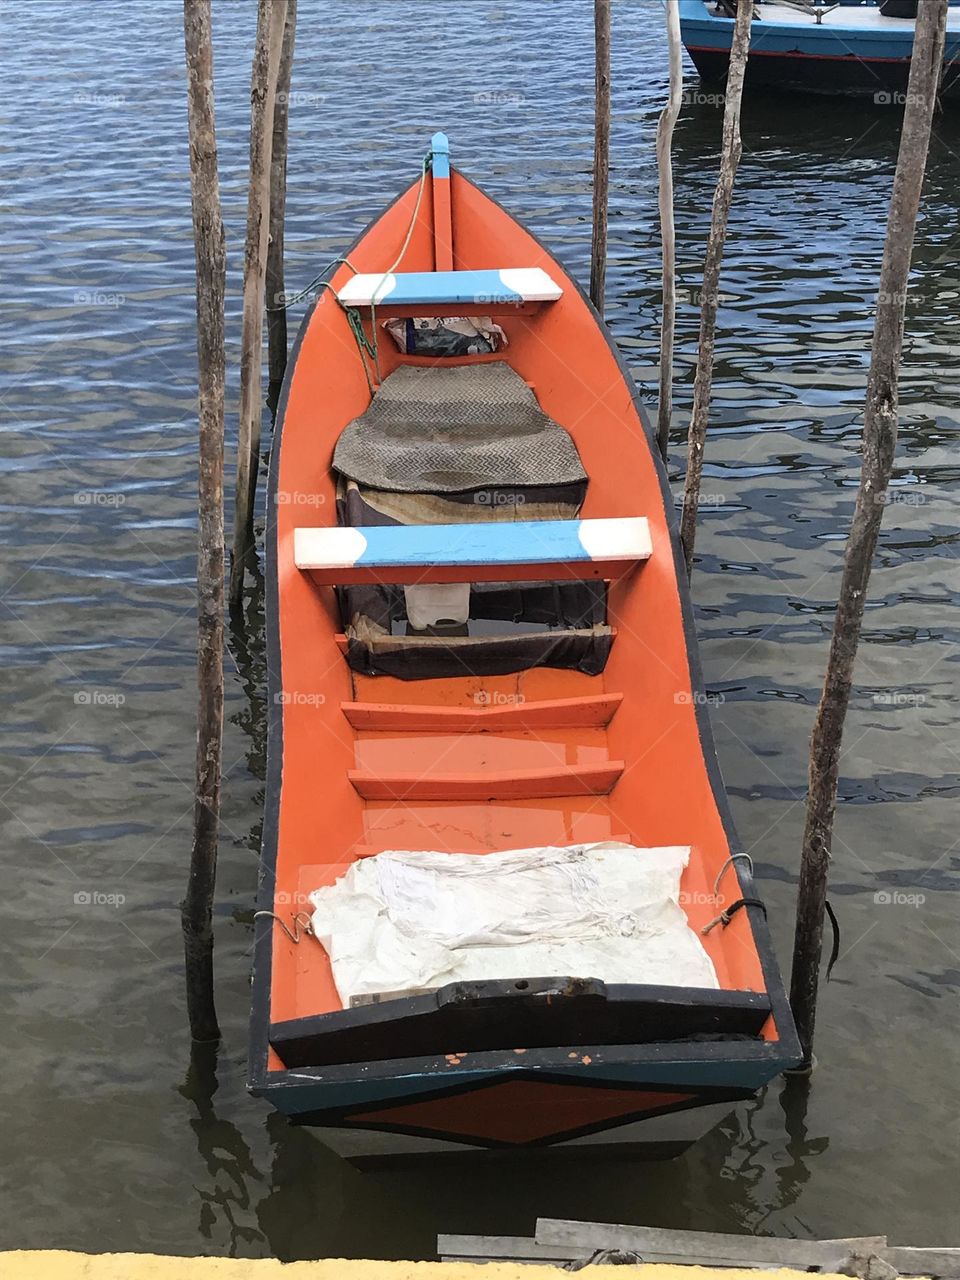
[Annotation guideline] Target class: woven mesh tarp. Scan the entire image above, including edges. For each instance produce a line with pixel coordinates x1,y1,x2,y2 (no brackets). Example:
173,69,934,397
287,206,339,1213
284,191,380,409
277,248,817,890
332,361,587,494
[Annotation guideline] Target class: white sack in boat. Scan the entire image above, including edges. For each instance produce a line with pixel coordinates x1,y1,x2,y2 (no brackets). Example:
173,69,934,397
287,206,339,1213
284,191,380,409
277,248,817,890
308,841,719,1006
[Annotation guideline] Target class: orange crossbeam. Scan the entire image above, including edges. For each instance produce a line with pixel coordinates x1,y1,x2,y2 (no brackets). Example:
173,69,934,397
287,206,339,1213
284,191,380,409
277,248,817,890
348,761,624,802
341,693,623,732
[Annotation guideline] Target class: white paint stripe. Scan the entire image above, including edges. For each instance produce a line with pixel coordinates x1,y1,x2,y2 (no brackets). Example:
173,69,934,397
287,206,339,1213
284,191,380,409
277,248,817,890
294,527,368,569
337,268,562,306
577,516,652,562
499,267,564,300
336,273,397,306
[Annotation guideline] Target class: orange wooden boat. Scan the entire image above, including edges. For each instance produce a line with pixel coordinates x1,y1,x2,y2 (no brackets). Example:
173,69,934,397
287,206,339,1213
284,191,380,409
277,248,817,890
249,133,800,1160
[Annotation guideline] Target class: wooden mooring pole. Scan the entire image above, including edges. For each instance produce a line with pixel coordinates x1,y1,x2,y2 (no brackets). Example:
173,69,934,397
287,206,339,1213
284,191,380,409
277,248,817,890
231,0,288,608
590,0,611,313
656,0,683,463
790,0,948,1069
266,0,298,397
679,0,753,576
182,0,227,1044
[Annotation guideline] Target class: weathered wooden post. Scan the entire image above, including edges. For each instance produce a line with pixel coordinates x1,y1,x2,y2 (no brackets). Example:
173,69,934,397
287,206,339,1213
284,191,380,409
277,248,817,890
790,0,948,1069
656,0,683,462
182,0,227,1044
679,0,753,576
266,0,298,396
590,0,612,313
231,0,289,608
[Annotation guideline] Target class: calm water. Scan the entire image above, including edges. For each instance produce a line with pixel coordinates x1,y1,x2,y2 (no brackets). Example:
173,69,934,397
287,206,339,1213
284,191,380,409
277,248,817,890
1,0,958,1259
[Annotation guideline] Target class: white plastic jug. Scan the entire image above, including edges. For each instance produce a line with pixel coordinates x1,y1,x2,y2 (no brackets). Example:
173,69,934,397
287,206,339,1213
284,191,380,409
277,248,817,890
403,583,470,630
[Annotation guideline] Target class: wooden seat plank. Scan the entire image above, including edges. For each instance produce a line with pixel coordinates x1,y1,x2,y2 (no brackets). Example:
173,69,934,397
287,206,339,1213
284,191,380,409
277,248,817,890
295,517,651,586
336,266,562,309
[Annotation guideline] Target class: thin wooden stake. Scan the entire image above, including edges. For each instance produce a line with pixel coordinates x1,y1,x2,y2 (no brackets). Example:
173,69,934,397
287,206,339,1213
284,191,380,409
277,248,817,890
679,0,753,576
790,0,948,1069
182,0,227,1044
590,0,611,313
656,0,683,463
266,0,298,396
231,0,288,607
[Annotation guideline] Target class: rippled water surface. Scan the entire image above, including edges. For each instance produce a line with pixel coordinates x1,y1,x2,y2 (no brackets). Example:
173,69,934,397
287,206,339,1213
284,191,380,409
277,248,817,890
2,0,958,1259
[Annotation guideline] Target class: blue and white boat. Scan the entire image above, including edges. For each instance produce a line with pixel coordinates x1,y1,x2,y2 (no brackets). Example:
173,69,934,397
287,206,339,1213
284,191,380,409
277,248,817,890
679,0,960,101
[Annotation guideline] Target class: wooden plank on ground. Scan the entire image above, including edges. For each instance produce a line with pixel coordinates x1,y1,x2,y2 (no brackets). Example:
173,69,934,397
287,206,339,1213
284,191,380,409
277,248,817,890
440,1226,960,1276
535,1221,887,1271
437,1234,579,1265
886,1248,960,1277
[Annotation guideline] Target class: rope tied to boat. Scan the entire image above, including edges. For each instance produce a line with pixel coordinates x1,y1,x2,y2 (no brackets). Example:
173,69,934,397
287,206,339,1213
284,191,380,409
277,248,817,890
274,146,438,392
266,257,359,313
343,149,434,392
701,853,761,931
701,896,767,935
713,851,754,897
253,909,316,945
344,306,377,395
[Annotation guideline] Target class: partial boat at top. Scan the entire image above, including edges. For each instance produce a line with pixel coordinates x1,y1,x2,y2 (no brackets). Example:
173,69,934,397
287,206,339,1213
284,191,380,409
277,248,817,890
249,132,801,1162
680,0,960,101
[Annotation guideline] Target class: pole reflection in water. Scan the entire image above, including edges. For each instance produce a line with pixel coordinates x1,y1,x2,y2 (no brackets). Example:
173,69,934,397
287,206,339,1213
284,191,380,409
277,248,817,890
179,1044,265,1254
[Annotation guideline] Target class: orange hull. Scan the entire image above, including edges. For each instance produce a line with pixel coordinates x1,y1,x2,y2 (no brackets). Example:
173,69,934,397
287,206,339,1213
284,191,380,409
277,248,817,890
249,138,800,1155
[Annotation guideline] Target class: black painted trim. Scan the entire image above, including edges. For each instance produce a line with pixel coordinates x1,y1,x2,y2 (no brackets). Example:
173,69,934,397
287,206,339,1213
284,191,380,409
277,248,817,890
253,1036,793,1103
270,977,771,1069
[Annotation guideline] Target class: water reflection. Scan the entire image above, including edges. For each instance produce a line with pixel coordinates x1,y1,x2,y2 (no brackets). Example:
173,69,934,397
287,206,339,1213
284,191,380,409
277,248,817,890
212,1084,829,1262
179,1044,265,1255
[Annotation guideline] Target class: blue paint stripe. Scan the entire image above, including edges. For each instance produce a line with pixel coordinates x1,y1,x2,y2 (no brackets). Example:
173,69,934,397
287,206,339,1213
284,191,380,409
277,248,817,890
349,520,602,571
431,130,451,179
377,269,522,305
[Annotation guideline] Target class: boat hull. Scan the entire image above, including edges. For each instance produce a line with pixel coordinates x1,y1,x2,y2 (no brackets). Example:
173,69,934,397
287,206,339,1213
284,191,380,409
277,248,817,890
303,1102,742,1164
252,1041,790,1161
249,139,801,1153
686,44,960,100
680,0,960,101
255,1076,772,1163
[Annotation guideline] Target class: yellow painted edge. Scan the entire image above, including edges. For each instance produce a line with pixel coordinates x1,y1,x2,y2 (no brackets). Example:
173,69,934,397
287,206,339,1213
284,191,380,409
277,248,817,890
0,1254,859,1280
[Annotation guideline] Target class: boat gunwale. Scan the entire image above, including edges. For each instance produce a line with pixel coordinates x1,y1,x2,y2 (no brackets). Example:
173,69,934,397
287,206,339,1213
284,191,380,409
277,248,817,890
267,980,773,1071
248,162,802,1102
251,1037,795,1098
